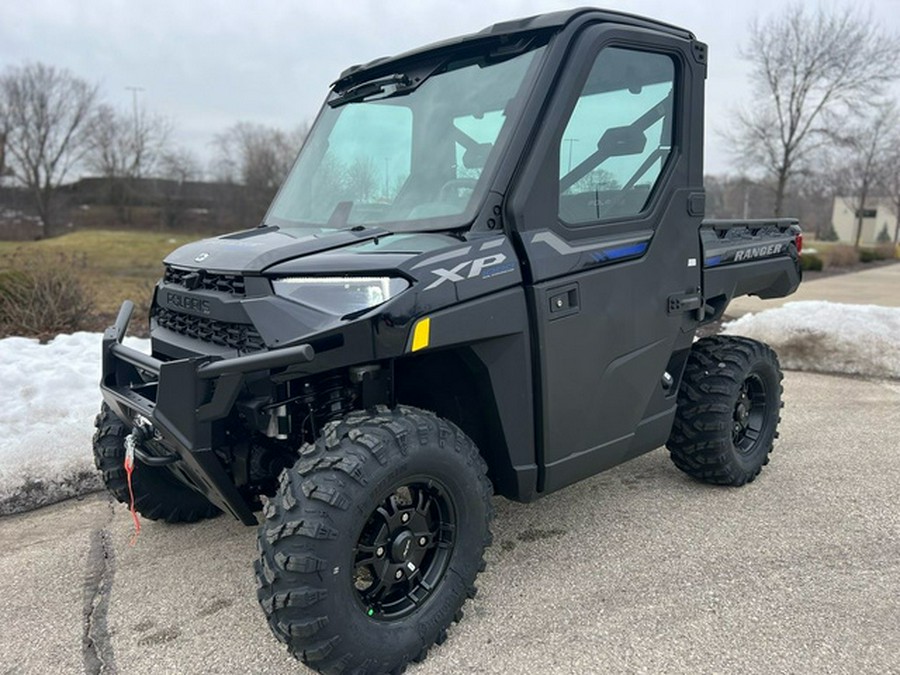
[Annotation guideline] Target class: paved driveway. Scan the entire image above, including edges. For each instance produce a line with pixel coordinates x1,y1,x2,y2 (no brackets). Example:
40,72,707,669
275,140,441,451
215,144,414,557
1,371,898,674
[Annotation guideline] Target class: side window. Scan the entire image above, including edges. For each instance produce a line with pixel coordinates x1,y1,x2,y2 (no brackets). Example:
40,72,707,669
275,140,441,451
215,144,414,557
558,48,675,225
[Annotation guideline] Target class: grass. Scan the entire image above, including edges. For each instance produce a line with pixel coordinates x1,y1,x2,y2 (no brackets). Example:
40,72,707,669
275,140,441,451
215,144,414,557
2,230,893,337
0,230,204,328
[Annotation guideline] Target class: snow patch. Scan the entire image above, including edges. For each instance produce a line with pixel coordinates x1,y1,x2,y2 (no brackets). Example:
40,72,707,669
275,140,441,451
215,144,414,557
723,301,900,379
0,332,149,515
3,301,897,516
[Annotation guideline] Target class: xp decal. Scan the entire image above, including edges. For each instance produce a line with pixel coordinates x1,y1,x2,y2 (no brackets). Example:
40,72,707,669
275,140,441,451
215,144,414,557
423,252,510,290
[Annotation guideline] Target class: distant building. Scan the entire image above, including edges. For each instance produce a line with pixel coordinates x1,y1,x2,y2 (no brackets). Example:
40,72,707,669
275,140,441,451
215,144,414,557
831,197,896,245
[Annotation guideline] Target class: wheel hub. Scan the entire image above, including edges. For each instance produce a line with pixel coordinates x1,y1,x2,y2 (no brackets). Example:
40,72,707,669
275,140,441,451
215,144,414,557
353,482,456,620
732,374,768,453
390,530,415,563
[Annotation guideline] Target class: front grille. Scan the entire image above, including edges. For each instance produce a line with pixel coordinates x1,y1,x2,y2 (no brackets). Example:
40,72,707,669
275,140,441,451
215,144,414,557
164,266,246,295
153,307,265,352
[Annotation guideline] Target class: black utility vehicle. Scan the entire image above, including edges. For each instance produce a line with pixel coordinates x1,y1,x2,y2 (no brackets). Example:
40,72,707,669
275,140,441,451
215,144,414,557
96,8,801,674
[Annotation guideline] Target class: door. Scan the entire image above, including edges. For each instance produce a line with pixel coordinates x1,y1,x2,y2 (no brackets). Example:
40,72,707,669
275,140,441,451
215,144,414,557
507,27,705,492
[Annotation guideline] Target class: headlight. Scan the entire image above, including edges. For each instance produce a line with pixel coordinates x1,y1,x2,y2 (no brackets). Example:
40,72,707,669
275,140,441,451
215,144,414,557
271,276,409,315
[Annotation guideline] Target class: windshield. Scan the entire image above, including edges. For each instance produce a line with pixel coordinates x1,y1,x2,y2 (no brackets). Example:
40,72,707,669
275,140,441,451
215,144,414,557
265,40,547,233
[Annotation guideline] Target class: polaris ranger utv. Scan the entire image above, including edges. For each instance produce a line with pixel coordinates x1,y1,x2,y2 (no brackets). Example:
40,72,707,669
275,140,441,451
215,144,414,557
96,8,801,673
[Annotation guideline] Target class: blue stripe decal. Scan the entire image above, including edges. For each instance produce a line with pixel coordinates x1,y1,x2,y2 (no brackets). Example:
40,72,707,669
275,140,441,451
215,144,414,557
590,241,649,264
606,242,649,259
705,255,722,267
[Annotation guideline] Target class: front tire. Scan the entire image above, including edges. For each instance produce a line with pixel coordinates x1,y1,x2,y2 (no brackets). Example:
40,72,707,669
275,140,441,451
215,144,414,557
666,336,783,486
92,404,220,523
255,405,493,674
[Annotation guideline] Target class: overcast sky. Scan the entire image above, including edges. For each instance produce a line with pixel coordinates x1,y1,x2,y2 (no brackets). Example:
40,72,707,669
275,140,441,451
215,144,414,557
3,0,900,177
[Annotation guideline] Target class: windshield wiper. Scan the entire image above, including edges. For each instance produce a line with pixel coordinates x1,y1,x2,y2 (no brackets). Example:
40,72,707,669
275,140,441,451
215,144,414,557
329,57,450,108
329,73,413,107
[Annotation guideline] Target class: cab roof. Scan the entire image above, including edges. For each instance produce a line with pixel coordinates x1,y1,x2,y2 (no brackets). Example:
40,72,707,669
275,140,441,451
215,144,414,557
334,7,694,90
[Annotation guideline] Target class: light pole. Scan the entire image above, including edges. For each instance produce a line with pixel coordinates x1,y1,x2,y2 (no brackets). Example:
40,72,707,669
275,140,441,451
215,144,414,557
125,85,144,174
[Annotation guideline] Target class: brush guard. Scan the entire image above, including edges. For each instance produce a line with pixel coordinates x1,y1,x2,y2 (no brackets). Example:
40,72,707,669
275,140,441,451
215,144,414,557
100,301,315,525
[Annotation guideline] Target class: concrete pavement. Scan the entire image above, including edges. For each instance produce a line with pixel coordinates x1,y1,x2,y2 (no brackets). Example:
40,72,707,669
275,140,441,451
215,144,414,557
726,262,900,318
1,370,898,674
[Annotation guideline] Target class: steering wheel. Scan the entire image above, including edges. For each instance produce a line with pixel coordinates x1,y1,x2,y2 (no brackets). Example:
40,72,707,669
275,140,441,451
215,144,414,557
439,178,478,202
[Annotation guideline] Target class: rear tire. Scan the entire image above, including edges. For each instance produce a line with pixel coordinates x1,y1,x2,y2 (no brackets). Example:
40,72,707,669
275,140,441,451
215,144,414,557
255,405,493,675
92,404,220,523
666,335,783,486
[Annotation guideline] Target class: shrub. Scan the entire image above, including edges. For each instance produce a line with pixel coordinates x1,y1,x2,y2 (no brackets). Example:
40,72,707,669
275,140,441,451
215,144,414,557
822,244,859,268
0,252,95,340
818,222,840,242
800,253,823,271
859,243,898,262
876,224,891,244
875,243,898,260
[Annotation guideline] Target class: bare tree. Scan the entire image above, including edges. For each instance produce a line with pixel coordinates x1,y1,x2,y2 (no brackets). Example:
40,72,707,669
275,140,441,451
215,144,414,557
346,156,378,201
86,103,171,221
0,63,98,233
790,147,846,239
731,4,900,216
883,142,900,245
0,86,12,186
307,155,347,220
572,168,619,195
87,104,170,180
159,147,201,184
0,115,9,184
213,122,305,191
156,147,202,228
833,103,898,248
213,121,306,222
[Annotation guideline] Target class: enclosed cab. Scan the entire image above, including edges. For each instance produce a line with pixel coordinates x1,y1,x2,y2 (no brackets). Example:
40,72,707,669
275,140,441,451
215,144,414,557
96,9,800,674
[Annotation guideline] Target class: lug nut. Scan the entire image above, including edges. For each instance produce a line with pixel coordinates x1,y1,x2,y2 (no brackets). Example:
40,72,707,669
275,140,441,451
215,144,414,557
376,547,385,558
418,536,427,546
395,569,403,580
401,513,410,523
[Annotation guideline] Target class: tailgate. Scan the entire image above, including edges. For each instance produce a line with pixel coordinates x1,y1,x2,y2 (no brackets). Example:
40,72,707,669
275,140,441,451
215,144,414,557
700,218,802,316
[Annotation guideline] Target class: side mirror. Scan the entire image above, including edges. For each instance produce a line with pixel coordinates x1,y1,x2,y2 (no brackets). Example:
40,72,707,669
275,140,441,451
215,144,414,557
462,143,492,169
597,125,647,158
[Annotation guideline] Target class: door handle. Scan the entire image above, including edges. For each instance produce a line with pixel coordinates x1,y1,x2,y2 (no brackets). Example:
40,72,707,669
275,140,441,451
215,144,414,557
548,283,579,319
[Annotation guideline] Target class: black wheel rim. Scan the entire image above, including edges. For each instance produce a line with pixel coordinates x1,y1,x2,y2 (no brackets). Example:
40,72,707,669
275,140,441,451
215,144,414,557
353,480,456,620
732,373,768,454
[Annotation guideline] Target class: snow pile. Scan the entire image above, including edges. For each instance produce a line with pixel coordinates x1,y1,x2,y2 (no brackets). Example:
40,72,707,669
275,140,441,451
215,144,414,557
0,332,149,515
723,301,900,379
1,302,897,516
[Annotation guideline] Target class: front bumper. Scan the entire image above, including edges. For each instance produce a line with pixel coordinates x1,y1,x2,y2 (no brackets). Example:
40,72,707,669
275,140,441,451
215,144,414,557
100,301,315,525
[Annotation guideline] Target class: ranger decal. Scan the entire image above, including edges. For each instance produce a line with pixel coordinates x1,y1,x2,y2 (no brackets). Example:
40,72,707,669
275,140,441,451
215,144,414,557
733,243,785,262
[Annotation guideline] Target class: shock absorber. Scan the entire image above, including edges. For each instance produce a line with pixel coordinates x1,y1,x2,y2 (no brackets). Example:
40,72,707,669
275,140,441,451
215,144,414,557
265,383,291,440
316,374,352,421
